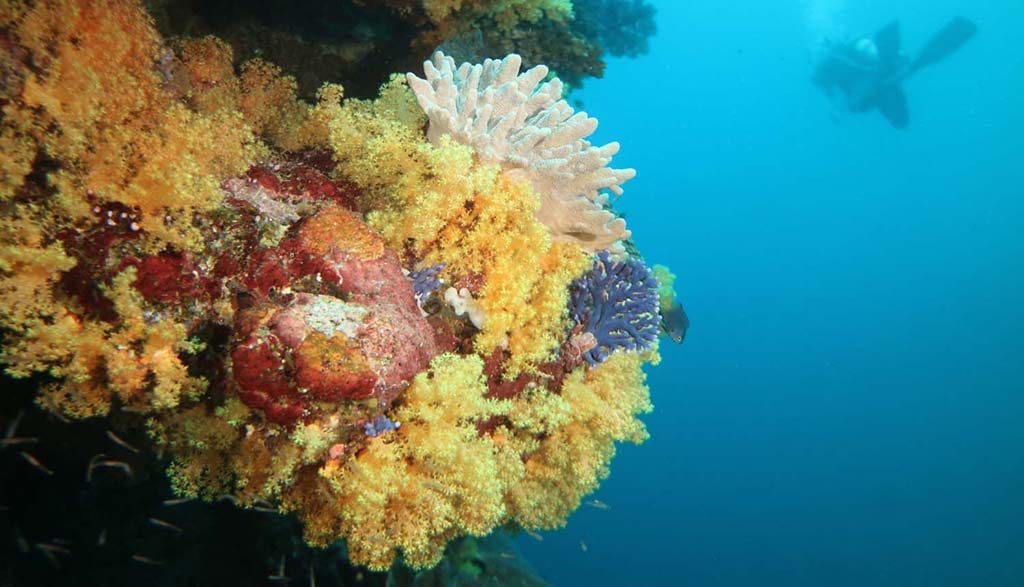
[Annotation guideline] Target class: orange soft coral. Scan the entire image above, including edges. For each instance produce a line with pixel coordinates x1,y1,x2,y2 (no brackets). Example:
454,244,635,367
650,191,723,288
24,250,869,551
325,78,591,376
174,36,320,152
2,0,262,250
0,0,321,419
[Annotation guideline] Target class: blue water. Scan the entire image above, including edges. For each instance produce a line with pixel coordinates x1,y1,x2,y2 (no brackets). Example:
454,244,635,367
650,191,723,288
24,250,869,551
519,1,1024,584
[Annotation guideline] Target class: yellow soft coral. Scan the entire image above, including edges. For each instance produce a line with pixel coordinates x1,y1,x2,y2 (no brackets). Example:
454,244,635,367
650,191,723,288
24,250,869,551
0,212,77,338
152,400,251,499
284,354,512,570
325,78,591,375
653,263,678,312
154,396,336,506
152,350,656,570
505,351,655,528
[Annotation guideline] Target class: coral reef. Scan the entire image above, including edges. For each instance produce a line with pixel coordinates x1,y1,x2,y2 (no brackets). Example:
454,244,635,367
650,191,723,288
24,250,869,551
573,0,657,59
144,0,655,100
0,0,667,578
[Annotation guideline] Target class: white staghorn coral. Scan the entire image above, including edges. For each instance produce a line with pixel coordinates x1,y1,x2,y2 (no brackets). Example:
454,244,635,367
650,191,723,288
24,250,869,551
406,51,635,252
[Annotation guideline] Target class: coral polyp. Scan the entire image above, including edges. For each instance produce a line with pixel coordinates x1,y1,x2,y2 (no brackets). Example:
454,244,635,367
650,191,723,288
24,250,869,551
0,0,671,575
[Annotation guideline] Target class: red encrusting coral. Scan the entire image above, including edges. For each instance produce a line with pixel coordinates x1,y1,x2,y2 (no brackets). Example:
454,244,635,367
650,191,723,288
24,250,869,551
235,152,360,211
230,295,380,424
223,197,439,424
125,252,209,304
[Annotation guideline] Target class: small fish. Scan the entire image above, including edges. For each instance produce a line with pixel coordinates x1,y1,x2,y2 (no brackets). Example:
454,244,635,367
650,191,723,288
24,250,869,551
0,437,38,447
19,452,53,475
524,529,543,541
661,301,690,344
5,410,23,439
106,430,140,454
35,543,64,569
498,552,516,560
86,453,108,482
97,529,107,546
15,527,29,553
162,497,193,506
132,554,165,565
252,499,277,512
580,540,588,552
268,556,288,582
37,542,71,555
585,499,611,510
89,459,133,480
148,518,183,533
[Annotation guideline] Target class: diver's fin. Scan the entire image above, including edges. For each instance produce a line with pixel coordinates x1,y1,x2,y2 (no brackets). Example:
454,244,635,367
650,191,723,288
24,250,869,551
874,21,901,64
908,17,977,76
877,85,909,128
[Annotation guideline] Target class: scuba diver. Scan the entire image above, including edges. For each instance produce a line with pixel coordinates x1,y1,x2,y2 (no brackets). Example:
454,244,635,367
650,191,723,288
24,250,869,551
813,17,978,128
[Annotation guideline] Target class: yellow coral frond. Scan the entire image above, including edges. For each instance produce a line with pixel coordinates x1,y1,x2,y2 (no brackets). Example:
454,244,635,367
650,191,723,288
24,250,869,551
287,354,512,570
506,351,653,529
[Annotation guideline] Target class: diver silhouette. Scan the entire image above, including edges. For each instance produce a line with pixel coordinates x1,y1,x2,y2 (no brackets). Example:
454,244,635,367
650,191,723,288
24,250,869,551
813,17,978,128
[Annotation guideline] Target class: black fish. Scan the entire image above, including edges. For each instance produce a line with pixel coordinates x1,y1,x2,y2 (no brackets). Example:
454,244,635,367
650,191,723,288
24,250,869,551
661,302,689,344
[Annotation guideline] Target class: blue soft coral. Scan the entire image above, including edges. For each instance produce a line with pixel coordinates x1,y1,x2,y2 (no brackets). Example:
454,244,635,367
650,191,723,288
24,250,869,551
363,415,400,437
569,252,660,366
408,263,446,307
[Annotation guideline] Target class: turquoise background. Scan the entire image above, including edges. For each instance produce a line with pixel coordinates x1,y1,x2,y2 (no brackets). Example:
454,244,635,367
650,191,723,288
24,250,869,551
520,1,1024,584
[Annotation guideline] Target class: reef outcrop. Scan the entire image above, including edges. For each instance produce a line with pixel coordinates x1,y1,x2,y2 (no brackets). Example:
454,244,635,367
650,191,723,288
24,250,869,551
0,0,671,576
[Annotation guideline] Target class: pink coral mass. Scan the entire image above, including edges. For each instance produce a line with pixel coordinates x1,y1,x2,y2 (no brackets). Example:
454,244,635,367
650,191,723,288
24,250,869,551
223,175,438,424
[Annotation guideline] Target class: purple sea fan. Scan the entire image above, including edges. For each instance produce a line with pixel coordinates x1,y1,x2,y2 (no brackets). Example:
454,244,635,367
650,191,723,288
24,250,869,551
569,252,660,366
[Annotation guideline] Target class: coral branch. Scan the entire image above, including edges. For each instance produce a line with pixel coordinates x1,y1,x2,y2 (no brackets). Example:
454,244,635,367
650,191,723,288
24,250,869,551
407,51,635,252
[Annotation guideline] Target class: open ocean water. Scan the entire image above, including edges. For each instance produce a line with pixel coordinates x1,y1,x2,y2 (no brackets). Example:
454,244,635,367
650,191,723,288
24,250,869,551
520,0,1024,585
